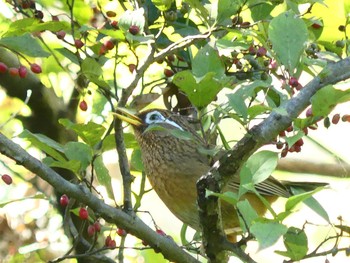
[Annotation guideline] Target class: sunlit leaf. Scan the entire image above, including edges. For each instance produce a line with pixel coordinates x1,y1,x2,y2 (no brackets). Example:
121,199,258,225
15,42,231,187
19,130,66,162
64,142,93,172
268,10,308,72
275,227,308,261
0,34,50,57
251,220,288,249
94,155,115,200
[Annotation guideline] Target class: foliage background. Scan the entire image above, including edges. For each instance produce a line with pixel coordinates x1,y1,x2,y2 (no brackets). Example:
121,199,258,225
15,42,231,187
0,0,350,262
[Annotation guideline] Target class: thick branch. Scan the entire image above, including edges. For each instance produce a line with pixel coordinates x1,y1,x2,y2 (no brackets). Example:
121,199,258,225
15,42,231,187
197,57,350,262
277,158,350,178
0,132,199,263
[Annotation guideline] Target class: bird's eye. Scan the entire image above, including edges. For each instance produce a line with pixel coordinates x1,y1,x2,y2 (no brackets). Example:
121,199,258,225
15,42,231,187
149,113,160,121
145,111,164,124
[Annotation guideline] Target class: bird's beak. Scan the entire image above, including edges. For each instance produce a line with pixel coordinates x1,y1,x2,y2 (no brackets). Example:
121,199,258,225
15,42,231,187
113,108,143,127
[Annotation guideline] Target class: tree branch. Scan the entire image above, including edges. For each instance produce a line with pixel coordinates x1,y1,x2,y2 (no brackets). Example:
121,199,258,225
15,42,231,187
277,158,350,178
197,57,350,262
0,132,200,263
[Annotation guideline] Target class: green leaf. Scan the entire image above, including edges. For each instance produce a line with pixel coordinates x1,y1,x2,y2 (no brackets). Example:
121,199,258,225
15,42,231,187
216,0,242,23
44,157,81,174
94,155,115,200
55,48,79,65
241,151,278,186
59,119,106,147
118,8,145,34
0,193,46,208
311,85,350,117
4,18,70,36
250,220,288,250
227,80,270,120
131,148,144,172
151,0,173,11
173,71,223,108
64,142,93,172
268,10,308,72
237,199,259,231
285,187,323,212
247,104,271,119
98,29,125,41
19,130,65,162
289,186,329,222
206,190,239,206
284,131,304,148
81,57,103,78
0,33,50,57
275,227,308,261
192,44,225,79
184,0,209,23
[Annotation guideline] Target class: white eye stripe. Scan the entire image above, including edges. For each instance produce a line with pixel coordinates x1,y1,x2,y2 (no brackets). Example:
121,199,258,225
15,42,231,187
145,111,184,131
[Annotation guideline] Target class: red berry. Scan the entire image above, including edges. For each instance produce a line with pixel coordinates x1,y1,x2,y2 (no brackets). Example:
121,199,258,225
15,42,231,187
110,20,119,29
108,239,116,248
129,25,140,35
164,69,174,77
60,194,69,206
87,225,96,236
56,30,66,40
295,138,304,147
93,221,101,232
342,114,350,122
9,67,19,76
295,83,303,91
281,148,288,158
79,100,88,111
0,62,8,73
306,107,313,117
332,114,340,124
34,10,44,20
248,45,256,55
79,207,89,220
128,64,136,73
289,77,299,88
18,65,28,78
104,40,115,50
256,46,267,57
167,54,175,62
116,228,127,237
30,63,42,74
99,45,107,55
74,39,84,49
105,235,112,246
276,141,284,150
311,23,322,29
286,125,293,132
156,229,166,236
52,15,59,21
1,174,12,185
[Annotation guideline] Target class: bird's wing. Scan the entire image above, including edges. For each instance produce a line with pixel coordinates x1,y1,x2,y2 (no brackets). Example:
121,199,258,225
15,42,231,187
226,176,291,198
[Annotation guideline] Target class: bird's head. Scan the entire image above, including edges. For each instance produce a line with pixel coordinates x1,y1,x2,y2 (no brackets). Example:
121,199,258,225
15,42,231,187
114,108,195,135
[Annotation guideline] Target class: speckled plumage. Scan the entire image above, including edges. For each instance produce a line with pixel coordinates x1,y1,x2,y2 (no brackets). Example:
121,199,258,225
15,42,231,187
123,109,291,232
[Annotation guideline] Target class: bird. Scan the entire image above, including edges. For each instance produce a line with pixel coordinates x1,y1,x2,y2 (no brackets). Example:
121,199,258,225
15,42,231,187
114,108,320,236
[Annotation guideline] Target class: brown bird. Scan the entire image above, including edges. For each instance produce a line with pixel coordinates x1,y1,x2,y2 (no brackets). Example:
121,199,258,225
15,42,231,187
114,108,315,234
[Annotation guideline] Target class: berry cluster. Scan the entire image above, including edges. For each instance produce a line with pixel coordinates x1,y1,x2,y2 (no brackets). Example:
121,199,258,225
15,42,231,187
0,62,41,77
275,126,305,158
